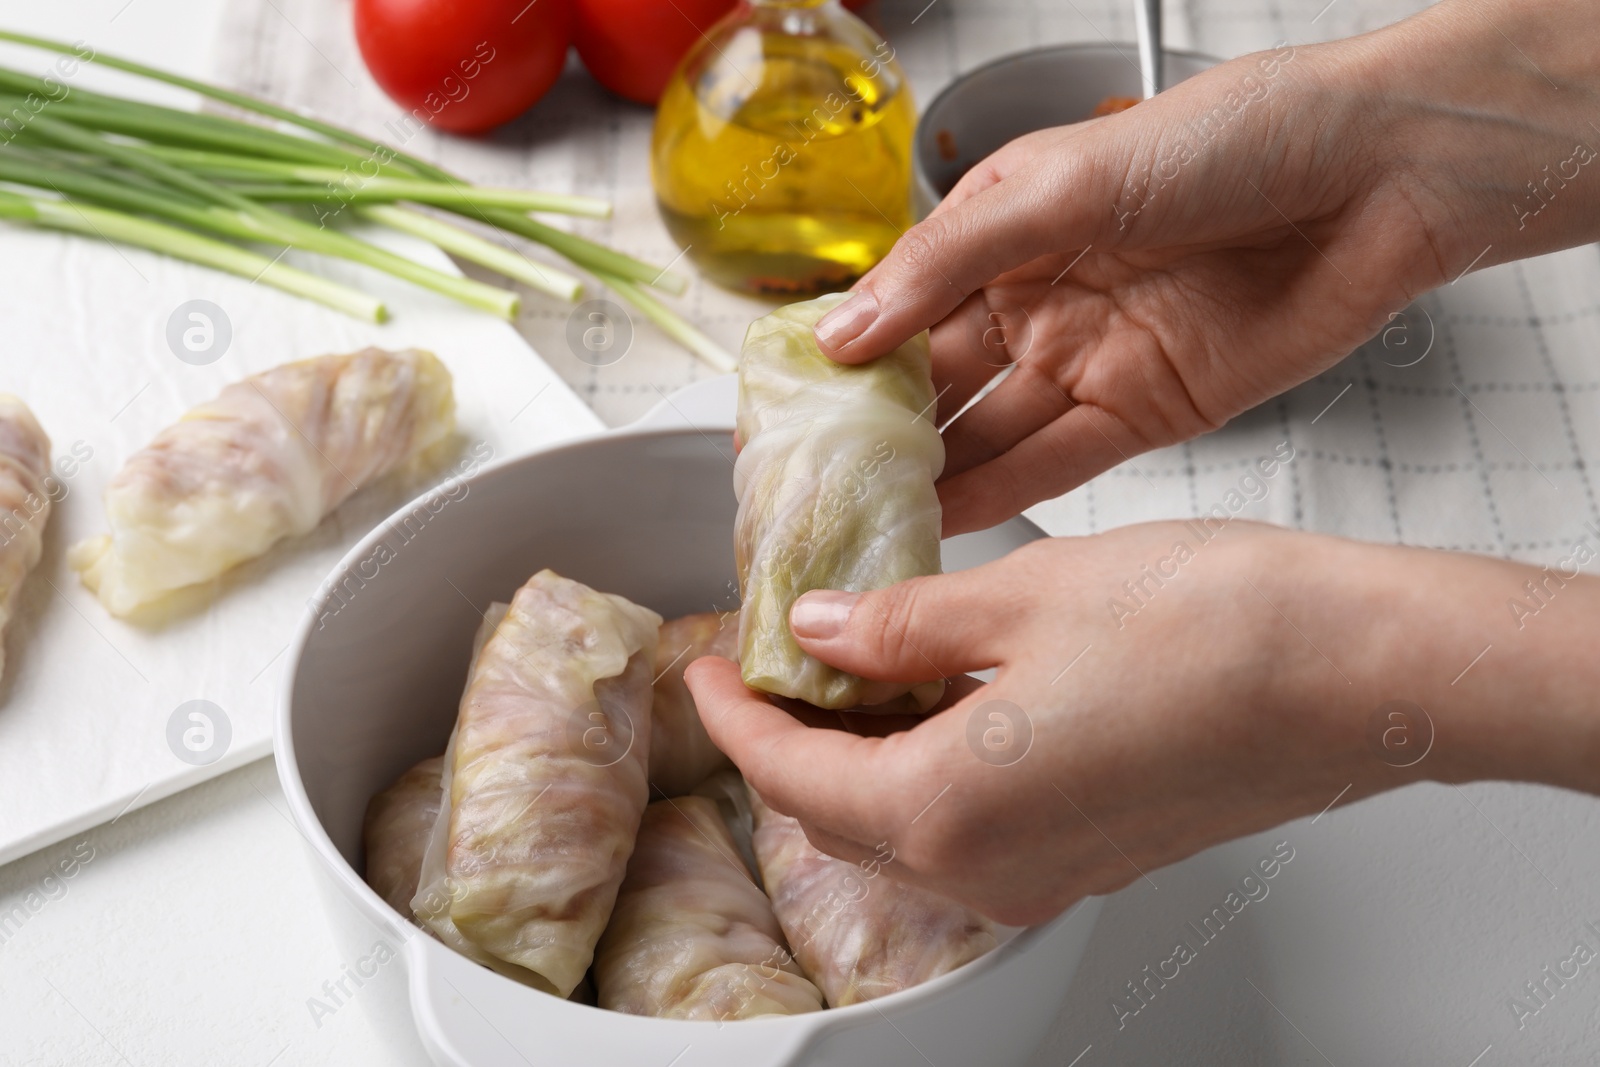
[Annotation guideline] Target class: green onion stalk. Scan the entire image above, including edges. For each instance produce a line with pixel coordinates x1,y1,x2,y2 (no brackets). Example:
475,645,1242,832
0,30,732,368
0,189,383,320
358,205,584,303
5,104,523,319
0,32,686,291
598,273,736,373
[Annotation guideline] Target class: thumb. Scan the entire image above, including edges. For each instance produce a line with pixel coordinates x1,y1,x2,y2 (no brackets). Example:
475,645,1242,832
684,655,905,847
788,567,1014,683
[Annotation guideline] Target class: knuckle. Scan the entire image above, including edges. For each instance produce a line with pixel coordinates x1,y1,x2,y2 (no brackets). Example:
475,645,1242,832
854,578,929,660
891,222,946,281
895,816,948,875
984,460,1032,524
899,806,977,881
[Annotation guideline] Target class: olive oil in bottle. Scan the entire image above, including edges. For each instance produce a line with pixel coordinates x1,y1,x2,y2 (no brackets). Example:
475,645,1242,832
650,0,915,296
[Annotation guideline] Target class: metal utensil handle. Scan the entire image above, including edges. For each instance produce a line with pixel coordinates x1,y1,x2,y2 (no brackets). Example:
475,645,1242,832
1135,0,1163,97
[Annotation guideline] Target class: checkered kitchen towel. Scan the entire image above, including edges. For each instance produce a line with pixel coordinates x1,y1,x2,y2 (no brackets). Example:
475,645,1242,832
214,0,1600,566
1037,256,1600,566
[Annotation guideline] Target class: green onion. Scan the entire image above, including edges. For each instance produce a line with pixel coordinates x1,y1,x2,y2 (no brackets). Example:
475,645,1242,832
1,50,684,293
0,31,729,369
0,149,262,239
32,96,361,166
0,70,363,170
359,205,583,303
597,273,736,373
0,190,384,321
0,31,425,174
0,155,522,321
3,106,521,319
274,174,611,217
132,149,610,217
471,208,689,296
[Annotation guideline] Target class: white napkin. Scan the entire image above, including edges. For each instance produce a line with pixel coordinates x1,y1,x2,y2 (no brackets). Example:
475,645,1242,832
0,224,602,865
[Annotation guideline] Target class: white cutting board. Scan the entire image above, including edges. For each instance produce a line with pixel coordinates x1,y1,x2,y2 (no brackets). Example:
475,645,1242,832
0,221,603,866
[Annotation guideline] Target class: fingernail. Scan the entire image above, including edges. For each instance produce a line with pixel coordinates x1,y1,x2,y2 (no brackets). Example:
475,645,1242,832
790,590,858,639
814,293,878,353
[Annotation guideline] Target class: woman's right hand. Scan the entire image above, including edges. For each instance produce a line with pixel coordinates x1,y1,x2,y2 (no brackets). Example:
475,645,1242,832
815,0,1600,535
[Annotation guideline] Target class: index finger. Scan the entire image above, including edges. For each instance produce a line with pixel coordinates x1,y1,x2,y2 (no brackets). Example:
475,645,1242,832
814,119,1140,365
925,124,1074,221
813,178,1061,364
686,656,917,845
837,127,1067,300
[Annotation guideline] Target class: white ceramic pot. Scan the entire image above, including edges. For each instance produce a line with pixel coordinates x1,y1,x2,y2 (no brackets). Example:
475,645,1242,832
276,376,1103,1066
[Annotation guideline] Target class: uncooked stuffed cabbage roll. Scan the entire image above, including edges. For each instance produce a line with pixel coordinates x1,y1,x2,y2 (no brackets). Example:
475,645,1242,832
692,769,760,878
363,755,444,915
69,347,454,616
0,397,52,680
735,294,944,710
748,786,996,1007
439,570,661,997
648,612,737,797
594,796,824,1020
414,603,552,982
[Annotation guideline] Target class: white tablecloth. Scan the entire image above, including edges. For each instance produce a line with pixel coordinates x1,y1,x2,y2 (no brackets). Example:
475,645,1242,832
212,0,1600,565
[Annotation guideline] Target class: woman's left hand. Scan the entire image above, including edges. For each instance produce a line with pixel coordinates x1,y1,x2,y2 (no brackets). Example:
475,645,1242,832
686,522,1600,923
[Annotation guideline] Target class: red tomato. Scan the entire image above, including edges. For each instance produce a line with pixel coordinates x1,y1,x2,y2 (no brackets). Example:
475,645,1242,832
574,0,736,106
354,0,575,133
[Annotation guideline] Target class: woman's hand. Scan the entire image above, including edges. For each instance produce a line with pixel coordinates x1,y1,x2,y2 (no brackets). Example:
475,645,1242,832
816,0,1600,535
686,524,1600,923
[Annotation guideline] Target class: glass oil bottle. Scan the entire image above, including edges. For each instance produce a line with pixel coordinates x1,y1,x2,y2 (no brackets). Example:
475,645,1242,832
650,0,915,296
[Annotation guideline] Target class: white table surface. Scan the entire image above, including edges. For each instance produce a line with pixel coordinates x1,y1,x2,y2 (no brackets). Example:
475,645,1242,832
4,2,1600,1066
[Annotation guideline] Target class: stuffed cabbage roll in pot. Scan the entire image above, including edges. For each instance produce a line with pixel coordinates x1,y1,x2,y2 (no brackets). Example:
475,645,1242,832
648,612,738,797
735,294,944,710
413,603,552,981
595,795,824,1020
70,347,454,616
439,570,661,997
691,769,760,879
748,786,996,1007
363,755,445,916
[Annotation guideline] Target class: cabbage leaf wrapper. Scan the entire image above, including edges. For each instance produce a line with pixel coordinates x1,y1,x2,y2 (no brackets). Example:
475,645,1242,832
692,769,759,879
748,786,996,1007
413,603,553,982
595,795,824,1020
0,397,52,680
70,347,454,616
363,755,445,916
442,570,661,997
649,612,738,797
735,294,944,710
